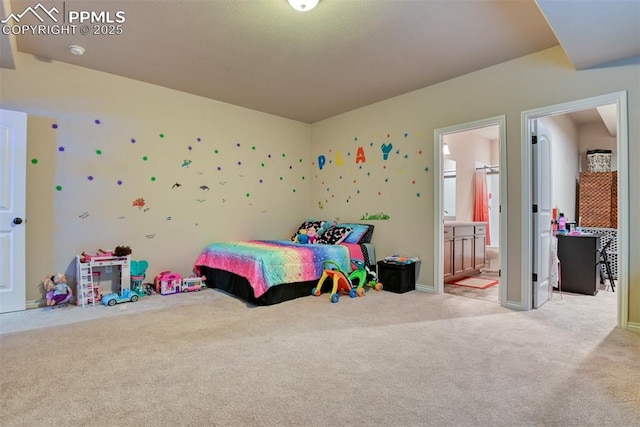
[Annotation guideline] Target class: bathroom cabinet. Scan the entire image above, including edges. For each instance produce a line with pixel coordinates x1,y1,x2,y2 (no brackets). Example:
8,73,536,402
444,222,486,283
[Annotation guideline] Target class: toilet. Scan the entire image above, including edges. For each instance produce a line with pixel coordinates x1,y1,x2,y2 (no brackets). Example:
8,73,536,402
482,246,500,275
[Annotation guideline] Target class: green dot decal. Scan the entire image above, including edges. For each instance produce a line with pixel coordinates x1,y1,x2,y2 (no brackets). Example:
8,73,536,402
246,193,250,197
55,185,62,191
302,176,305,180
293,189,297,193
279,177,283,180
261,163,265,167
299,159,303,162
142,156,148,161
252,146,256,150
282,153,286,157
151,176,156,182
96,149,102,155
31,158,38,164
214,149,219,154
159,133,165,138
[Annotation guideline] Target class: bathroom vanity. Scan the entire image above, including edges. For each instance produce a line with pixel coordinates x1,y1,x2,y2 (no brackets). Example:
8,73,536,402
444,221,487,283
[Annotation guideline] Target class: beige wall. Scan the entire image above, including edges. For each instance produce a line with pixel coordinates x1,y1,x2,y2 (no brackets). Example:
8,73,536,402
0,53,312,303
310,46,640,325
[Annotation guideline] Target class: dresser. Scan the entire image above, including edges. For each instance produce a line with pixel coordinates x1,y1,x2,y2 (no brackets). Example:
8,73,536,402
556,234,600,295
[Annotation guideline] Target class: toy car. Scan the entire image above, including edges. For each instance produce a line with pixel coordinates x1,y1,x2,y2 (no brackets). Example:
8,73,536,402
102,288,143,306
182,282,206,292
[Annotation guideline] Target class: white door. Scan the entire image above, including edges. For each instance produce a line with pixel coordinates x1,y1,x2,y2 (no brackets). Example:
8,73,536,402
532,120,552,308
0,109,27,313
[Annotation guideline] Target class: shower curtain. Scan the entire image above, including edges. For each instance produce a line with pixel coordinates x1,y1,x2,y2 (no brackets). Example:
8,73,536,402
473,169,490,245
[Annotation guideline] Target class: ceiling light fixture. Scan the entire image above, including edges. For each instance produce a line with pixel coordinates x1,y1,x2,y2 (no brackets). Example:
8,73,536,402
443,143,450,155
68,45,85,56
288,0,319,12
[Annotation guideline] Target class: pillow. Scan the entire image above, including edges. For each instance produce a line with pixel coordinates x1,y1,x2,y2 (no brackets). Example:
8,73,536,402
291,219,334,242
338,223,374,244
317,226,353,245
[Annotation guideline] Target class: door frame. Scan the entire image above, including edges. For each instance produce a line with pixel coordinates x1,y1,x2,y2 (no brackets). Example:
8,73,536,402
521,92,628,328
432,115,507,306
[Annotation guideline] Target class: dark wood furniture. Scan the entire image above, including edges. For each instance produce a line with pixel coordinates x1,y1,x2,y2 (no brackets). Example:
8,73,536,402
444,222,486,283
556,233,600,295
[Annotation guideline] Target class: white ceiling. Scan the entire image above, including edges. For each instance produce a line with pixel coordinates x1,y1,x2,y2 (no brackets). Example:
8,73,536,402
1,0,638,124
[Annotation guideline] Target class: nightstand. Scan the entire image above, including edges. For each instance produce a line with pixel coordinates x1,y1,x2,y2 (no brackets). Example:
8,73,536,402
377,261,416,293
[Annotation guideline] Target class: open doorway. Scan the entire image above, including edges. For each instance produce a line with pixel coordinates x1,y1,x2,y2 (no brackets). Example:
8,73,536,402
522,92,628,328
433,116,507,306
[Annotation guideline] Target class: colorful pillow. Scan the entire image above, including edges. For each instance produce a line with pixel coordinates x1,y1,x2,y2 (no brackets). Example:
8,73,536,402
291,219,334,243
317,226,353,245
338,223,374,244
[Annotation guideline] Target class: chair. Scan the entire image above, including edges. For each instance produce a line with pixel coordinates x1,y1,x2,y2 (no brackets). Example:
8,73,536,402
596,239,615,292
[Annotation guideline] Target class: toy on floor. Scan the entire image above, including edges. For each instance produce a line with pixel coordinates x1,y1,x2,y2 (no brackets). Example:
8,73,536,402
101,264,145,306
349,259,383,296
159,272,183,295
312,260,357,303
43,273,72,308
130,260,149,295
182,275,207,292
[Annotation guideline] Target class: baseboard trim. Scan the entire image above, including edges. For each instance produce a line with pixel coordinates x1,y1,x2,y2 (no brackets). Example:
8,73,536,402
505,300,525,311
627,322,640,333
415,283,434,293
26,299,45,310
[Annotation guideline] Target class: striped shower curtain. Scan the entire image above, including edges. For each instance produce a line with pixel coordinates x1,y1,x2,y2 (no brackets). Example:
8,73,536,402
473,169,490,245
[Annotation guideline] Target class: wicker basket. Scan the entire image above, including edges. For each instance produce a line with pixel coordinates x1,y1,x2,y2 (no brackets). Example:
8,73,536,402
587,149,612,172
578,172,617,228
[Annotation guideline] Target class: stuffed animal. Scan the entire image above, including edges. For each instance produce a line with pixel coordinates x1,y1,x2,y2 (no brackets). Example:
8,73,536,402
307,227,319,244
42,273,72,308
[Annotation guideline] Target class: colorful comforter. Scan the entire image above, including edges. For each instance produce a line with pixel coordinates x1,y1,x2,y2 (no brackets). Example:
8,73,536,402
194,240,354,298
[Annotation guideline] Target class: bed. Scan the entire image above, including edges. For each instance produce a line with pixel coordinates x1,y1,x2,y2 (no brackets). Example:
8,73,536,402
194,221,376,305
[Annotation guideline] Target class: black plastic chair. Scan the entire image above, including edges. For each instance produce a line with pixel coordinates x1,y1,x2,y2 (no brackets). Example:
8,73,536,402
596,238,615,292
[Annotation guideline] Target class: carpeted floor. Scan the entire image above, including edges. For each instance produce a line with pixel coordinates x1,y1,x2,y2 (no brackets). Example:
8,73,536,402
1,286,638,426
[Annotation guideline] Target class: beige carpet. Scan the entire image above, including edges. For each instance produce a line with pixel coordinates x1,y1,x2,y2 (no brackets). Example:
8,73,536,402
1,288,638,426
450,277,499,289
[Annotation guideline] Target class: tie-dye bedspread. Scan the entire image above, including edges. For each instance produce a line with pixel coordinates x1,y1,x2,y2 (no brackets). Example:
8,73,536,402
194,240,352,298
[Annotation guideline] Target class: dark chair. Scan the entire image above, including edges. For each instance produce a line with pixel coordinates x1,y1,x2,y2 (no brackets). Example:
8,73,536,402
596,238,615,292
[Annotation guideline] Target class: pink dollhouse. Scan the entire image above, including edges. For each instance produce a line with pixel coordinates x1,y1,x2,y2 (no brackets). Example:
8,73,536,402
159,272,183,295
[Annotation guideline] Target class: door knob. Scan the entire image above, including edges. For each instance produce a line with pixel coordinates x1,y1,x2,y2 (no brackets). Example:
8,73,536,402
13,217,23,225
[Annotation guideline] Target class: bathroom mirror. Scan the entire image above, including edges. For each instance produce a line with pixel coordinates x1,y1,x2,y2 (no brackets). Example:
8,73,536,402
443,159,456,220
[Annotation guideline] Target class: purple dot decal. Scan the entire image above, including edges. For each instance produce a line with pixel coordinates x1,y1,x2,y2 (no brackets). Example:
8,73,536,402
268,154,272,158
259,179,263,183
87,175,94,181
52,124,58,129
94,119,101,124
217,166,221,171
236,143,241,147
58,146,65,152
188,146,193,151
197,137,201,142
117,180,123,185
237,161,242,166
289,166,293,170
131,138,136,144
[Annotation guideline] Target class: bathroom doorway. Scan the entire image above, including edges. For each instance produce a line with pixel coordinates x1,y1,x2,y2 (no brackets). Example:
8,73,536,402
433,116,507,305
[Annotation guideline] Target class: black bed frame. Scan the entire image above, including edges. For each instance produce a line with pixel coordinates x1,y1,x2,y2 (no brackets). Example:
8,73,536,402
200,266,335,306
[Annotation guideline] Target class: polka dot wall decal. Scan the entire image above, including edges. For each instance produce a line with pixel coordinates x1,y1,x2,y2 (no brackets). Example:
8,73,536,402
131,138,136,144
282,153,286,157
292,189,296,193
237,143,241,147
151,176,156,181
268,154,272,158
52,124,58,129
142,156,148,161
56,185,62,191
418,150,422,155
259,179,263,183
299,158,303,162
159,133,165,138
301,176,305,180
279,177,283,180
354,137,358,141
404,133,408,138
238,161,242,165
117,180,123,185
246,193,250,197
412,180,416,184
94,119,101,124
197,137,201,142
252,146,256,150
261,163,265,167
214,149,219,154
87,176,94,181
96,149,102,155
58,146,65,152
31,158,38,164
217,166,221,171
416,193,421,197
424,167,429,172
188,146,193,151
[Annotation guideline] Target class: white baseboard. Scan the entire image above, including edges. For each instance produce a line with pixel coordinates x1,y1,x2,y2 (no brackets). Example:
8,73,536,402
26,299,45,309
627,322,640,333
415,283,435,293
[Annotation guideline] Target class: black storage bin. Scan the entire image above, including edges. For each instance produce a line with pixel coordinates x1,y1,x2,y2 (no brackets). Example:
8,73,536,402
377,261,415,293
